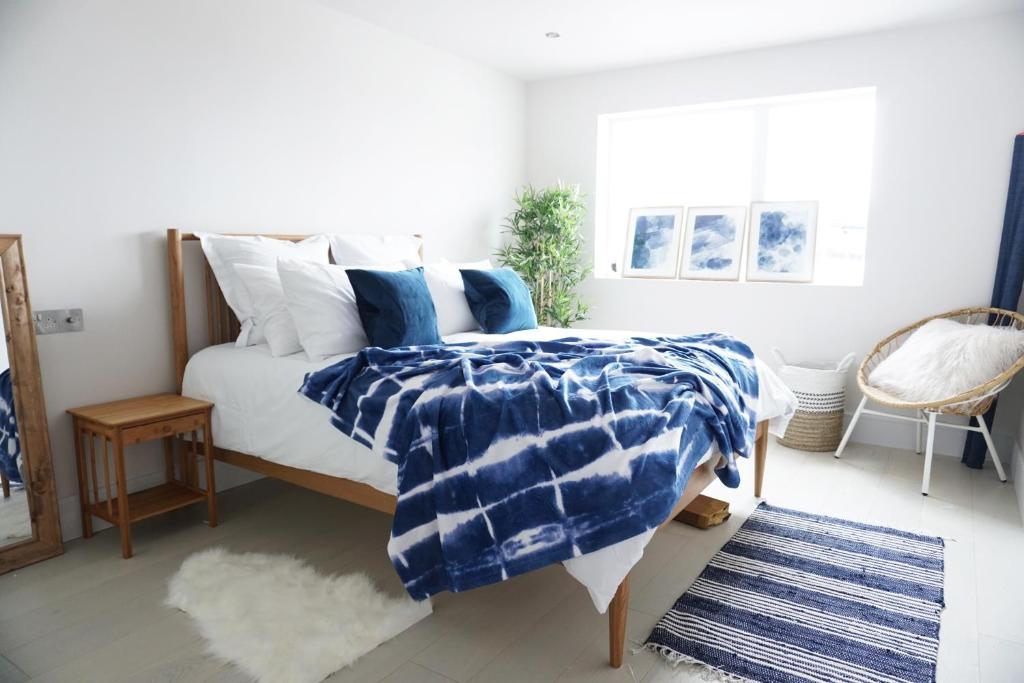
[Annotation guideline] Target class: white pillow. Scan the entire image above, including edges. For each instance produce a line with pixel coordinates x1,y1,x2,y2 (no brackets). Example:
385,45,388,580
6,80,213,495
868,318,1024,402
277,258,412,360
196,233,329,346
328,234,422,267
424,259,492,336
233,264,302,357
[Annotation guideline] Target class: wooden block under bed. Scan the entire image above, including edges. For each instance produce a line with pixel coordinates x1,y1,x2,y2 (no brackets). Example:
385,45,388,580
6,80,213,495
674,494,730,529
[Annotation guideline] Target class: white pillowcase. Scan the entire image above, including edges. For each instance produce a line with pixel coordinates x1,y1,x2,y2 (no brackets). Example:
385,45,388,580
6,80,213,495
424,259,492,336
868,318,1024,402
196,233,329,346
277,258,412,360
328,235,422,267
233,264,302,357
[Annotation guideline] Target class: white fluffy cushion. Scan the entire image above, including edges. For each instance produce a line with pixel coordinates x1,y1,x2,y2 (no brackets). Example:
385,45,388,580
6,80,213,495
233,264,302,357
424,259,492,336
328,234,422,267
868,318,1024,402
196,233,329,346
277,258,412,360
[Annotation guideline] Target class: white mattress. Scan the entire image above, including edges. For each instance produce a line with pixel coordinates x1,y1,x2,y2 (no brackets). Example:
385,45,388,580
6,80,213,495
183,327,796,610
185,342,400,495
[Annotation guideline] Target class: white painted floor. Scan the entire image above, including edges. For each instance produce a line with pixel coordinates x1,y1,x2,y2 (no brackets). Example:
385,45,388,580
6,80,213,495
0,440,1021,683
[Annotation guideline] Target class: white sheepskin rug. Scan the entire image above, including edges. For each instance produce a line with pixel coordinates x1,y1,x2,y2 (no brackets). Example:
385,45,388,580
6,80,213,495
167,548,432,683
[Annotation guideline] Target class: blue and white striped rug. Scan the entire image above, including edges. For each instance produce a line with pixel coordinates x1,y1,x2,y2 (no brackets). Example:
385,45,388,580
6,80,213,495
645,502,944,683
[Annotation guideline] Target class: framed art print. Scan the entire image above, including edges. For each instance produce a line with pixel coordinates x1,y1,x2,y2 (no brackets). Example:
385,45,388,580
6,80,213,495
746,201,818,283
678,206,747,281
622,207,684,278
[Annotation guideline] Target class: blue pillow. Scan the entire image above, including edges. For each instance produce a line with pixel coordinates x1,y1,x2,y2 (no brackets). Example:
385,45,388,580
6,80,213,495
346,267,442,348
460,268,538,334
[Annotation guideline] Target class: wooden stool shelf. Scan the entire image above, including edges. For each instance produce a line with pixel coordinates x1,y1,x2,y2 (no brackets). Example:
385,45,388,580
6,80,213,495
85,481,207,526
67,394,216,558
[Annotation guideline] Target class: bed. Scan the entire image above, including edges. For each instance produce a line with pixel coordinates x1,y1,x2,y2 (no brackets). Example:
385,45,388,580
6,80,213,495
166,229,796,668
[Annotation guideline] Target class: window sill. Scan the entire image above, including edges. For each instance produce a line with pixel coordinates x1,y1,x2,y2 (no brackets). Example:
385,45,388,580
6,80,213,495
591,273,864,287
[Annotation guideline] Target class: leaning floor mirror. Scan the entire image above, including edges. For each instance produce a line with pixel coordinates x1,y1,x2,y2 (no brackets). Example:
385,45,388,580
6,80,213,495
0,235,62,573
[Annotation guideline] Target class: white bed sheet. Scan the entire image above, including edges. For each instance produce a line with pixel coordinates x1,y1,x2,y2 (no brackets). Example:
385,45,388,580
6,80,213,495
183,327,795,611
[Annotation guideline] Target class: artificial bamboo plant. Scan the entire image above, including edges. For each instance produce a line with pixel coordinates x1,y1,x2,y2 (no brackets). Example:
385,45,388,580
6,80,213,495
497,183,590,327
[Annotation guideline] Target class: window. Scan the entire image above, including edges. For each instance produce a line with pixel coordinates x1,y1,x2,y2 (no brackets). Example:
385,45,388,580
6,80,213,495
595,88,875,285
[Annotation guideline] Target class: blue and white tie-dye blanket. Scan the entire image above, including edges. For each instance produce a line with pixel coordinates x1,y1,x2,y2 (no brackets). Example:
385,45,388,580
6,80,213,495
299,335,759,600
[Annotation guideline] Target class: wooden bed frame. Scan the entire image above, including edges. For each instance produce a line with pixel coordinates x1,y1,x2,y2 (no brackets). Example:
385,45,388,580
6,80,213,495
166,228,768,668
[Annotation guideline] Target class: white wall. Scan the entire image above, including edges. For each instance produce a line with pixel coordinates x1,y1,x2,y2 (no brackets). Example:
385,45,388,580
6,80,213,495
526,12,1024,457
0,0,524,540
1014,416,1024,523
1010,346,1024,519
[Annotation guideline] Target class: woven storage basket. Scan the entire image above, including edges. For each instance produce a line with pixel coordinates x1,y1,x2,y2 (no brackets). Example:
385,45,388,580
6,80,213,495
774,348,855,452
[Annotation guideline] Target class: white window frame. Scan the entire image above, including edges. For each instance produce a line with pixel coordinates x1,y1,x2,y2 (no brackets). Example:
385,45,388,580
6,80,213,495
595,87,876,285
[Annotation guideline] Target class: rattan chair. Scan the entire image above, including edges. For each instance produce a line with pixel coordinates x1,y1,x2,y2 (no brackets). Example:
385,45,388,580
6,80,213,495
835,307,1024,495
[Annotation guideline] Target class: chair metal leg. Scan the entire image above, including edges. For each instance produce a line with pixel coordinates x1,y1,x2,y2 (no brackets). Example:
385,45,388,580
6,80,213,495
915,410,924,455
835,396,867,459
976,414,1008,483
921,411,937,496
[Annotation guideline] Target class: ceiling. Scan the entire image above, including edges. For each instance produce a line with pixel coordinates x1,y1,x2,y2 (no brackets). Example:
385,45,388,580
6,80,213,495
321,0,1023,80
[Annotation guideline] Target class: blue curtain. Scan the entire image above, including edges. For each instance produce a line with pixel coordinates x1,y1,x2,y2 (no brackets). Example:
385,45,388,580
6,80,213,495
962,134,1024,469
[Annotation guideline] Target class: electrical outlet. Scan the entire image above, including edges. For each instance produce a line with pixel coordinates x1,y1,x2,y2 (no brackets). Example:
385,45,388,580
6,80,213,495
34,309,84,335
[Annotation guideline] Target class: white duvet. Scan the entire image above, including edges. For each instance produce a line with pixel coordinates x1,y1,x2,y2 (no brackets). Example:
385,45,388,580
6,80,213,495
183,327,796,611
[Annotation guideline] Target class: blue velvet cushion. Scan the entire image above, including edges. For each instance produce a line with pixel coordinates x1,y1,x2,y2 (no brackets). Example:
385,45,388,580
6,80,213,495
346,267,442,348
460,268,538,334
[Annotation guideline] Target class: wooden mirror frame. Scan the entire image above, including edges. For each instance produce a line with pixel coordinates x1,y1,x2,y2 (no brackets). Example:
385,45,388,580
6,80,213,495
0,235,62,573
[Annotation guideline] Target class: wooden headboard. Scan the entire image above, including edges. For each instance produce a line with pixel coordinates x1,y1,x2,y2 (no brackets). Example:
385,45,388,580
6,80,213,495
166,228,422,392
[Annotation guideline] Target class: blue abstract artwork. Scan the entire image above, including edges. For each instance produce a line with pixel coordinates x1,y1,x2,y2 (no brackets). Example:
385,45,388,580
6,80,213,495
757,211,806,272
691,214,736,270
625,209,682,277
680,207,746,280
748,202,817,282
630,216,675,269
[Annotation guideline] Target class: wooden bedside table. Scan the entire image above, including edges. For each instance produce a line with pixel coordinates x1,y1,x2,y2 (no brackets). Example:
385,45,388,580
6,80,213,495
67,394,216,558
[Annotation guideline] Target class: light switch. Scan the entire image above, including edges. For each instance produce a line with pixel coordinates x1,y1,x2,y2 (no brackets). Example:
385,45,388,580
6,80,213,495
34,309,84,335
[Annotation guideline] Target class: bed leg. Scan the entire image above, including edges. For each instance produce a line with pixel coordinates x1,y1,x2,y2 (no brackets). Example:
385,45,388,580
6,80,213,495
608,575,630,668
754,421,767,498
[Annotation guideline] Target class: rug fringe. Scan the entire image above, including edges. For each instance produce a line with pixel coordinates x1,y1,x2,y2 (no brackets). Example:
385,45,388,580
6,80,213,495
642,643,760,683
